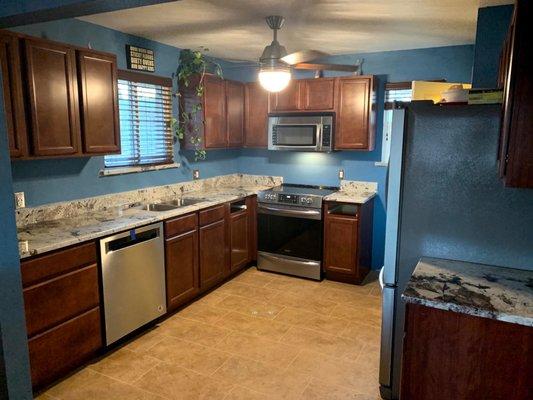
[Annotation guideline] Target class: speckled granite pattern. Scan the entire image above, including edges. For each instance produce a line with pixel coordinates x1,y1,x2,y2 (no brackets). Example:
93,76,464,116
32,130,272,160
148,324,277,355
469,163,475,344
17,174,281,259
402,257,533,327
324,180,377,204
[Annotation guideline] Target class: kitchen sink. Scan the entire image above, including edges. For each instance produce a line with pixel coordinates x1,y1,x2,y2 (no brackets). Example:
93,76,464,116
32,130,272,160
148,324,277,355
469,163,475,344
160,198,204,207
139,203,181,212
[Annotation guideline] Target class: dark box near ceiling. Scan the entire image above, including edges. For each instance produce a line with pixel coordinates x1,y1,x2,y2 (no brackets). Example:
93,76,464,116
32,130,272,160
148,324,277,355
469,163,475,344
126,45,155,72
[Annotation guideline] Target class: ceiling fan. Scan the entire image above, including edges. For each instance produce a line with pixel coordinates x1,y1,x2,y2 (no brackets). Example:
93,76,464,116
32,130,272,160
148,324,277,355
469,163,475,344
257,15,362,92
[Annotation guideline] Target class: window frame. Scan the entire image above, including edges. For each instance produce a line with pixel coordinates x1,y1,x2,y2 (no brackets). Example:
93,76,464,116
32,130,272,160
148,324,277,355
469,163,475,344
103,70,175,172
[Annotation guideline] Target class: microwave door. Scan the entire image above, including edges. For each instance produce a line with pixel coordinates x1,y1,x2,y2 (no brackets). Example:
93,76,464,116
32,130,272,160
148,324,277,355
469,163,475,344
270,124,320,150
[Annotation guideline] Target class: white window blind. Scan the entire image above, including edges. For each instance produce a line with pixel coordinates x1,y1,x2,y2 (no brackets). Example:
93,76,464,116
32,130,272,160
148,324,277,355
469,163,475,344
381,83,413,164
105,76,173,168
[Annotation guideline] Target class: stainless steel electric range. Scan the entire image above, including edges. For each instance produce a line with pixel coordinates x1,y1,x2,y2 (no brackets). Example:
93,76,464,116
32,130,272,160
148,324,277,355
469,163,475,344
257,184,338,280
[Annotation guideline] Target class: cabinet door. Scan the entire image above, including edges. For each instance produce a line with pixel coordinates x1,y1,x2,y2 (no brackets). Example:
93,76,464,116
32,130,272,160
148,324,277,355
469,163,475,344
199,219,227,289
24,38,81,156
324,214,358,275
244,82,269,147
0,31,28,158
77,50,120,154
302,78,335,110
203,75,227,148
226,80,244,147
165,229,199,311
229,210,249,272
335,76,374,150
269,79,301,111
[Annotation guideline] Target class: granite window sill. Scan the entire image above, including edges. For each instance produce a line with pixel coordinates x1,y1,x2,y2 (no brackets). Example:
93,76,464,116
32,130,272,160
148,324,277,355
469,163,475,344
99,163,180,177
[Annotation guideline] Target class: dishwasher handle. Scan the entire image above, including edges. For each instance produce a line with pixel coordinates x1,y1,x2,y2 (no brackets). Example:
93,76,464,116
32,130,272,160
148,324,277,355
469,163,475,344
105,226,160,253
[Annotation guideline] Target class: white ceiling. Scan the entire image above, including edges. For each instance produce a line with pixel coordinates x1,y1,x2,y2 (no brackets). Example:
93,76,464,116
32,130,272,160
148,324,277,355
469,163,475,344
78,0,513,61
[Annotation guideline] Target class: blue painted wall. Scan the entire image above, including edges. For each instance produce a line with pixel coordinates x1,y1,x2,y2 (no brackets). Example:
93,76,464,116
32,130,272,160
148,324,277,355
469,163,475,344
472,5,514,88
10,18,242,206
0,62,33,399
233,45,475,268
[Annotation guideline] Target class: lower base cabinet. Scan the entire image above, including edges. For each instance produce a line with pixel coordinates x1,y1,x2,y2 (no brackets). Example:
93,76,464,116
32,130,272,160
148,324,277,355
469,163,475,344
401,303,532,400
323,200,374,284
164,213,199,311
228,198,253,273
199,205,228,290
20,242,102,390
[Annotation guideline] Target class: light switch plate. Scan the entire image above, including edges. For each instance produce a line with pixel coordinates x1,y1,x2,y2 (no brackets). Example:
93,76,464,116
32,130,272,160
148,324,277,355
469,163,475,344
192,169,200,180
338,169,345,180
14,192,25,209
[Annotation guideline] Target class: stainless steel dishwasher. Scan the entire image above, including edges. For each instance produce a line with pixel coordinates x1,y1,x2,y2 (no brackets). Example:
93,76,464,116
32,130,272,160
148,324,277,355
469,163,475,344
100,222,166,345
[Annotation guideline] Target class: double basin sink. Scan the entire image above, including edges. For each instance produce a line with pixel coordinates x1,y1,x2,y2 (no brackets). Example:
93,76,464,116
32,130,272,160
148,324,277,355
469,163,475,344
137,197,205,212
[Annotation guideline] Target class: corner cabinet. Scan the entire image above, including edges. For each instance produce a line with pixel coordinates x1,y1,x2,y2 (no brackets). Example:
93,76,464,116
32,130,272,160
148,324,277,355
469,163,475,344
0,29,120,159
497,0,532,188
323,200,374,284
335,76,376,151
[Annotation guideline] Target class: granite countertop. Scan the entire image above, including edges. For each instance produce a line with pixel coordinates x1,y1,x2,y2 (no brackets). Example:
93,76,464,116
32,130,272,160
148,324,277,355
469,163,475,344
323,180,378,204
18,186,270,259
402,257,533,327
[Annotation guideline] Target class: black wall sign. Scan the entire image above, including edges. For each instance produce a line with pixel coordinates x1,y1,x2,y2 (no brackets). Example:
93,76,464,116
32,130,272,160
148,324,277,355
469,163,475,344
126,45,155,72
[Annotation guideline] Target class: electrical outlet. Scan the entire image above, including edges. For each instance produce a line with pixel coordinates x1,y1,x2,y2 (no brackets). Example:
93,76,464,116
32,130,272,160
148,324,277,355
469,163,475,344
14,192,25,209
192,169,200,180
338,169,345,180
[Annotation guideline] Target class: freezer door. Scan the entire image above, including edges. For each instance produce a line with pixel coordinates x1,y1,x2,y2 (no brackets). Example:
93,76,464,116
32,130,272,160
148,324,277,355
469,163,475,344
383,109,405,286
379,286,396,392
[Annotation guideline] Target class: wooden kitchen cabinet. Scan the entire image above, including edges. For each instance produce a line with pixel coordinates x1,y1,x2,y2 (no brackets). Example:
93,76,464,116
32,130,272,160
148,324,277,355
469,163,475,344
497,0,532,188
401,303,532,400
226,79,244,147
77,49,120,154
24,37,81,157
228,199,251,273
0,30,28,157
199,205,228,290
20,242,102,390
244,82,269,148
269,79,301,112
0,29,120,159
164,213,199,311
323,200,374,284
302,78,335,110
335,76,376,150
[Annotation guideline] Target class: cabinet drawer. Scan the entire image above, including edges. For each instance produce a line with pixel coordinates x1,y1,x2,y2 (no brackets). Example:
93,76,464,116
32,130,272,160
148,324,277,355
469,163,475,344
28,307,102,389
165,213,197,238
24,264,99,337
199,204,226,226
21,242,97,287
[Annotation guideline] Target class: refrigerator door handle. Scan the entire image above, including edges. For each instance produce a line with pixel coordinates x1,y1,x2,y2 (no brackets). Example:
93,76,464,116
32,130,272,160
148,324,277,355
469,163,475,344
379,286,396,389
379,266,385,289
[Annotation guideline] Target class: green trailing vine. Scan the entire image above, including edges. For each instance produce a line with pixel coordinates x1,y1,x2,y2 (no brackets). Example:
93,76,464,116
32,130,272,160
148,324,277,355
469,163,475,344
171,47,223,161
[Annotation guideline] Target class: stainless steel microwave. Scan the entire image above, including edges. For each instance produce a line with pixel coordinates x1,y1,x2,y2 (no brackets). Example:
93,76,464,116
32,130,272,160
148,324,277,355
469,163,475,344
268,113,334,152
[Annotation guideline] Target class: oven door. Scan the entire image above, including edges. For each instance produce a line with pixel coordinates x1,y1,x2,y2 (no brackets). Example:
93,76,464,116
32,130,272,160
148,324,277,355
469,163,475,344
257,203,323,279
269,123,321,151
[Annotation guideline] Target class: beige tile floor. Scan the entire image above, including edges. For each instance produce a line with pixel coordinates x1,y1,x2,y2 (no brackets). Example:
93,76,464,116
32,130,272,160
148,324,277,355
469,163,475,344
36,267,383,400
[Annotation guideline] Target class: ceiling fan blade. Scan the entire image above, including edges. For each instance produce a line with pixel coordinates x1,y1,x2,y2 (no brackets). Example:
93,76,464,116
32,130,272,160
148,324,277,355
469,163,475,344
293,63,360,72
281,50,330,65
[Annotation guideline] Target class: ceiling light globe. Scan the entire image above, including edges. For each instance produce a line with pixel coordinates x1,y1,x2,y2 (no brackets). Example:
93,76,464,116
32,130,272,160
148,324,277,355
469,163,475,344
258,70,291,92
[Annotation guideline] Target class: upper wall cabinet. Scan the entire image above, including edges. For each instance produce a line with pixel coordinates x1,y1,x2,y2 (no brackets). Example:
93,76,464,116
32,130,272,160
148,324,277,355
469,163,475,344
303,78,336,110
244,81,269,148
269,79,301,112
498,0,532,188
0,30,120,160
0,30,28,157
335,76,376,151
225,80,244,148
24,38,81,156
77,50,120,154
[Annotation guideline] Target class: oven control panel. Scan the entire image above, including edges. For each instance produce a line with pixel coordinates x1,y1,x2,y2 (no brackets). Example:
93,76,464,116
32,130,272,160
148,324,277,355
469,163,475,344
278,193,299,204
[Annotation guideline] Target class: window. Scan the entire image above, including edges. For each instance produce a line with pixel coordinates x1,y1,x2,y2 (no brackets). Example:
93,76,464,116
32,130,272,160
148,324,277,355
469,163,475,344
380,82,412,164
105,71,174,169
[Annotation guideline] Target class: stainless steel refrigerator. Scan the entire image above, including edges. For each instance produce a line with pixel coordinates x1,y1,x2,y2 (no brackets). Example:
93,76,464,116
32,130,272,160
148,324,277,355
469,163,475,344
378,102,533,399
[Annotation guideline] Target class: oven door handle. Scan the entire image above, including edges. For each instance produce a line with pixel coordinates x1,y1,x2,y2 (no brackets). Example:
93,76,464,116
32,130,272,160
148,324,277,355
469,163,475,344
258,204,322,220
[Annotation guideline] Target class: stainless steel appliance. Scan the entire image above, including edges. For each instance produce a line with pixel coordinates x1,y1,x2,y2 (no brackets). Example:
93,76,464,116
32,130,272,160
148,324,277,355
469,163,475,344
268,113,334,152
257,184,337,280
100,222,166,345
379,103,533,399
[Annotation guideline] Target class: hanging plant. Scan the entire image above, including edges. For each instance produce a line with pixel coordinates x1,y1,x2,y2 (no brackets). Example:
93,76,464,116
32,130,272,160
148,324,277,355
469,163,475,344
171,47,223,161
